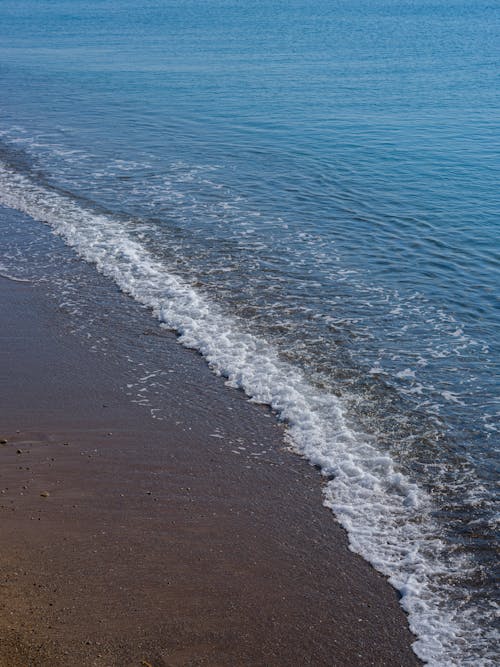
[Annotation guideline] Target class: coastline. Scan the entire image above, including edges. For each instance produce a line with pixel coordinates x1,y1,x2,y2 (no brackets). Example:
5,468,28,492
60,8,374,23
0,211,420,665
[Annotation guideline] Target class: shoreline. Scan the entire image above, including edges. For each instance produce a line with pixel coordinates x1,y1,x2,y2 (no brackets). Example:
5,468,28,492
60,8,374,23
0,211,420,665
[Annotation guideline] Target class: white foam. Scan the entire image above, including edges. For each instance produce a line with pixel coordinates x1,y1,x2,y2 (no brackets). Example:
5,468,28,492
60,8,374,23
441,390,466,405
0,161,496,666
396,368,416,380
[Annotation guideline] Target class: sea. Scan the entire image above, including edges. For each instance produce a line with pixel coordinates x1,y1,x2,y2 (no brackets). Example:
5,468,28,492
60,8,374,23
0,1,498,664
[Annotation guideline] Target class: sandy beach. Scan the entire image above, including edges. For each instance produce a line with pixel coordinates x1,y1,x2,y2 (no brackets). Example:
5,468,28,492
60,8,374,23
0,235,421,665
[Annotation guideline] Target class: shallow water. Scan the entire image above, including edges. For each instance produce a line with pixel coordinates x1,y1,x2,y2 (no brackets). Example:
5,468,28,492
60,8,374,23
0,1,498,664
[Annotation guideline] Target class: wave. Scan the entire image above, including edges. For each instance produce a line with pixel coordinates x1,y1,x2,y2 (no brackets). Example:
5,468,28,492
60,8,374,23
0,268,31,283
0,159,497,666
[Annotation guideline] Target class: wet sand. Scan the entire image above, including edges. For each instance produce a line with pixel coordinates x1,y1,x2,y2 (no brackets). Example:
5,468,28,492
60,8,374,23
0,270,421,666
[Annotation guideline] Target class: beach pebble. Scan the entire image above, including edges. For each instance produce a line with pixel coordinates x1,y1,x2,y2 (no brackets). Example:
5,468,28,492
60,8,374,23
0,439,8,444
40,491,50,498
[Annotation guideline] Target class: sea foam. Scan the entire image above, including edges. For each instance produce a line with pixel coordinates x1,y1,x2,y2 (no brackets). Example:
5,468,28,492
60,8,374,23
0,160,497,666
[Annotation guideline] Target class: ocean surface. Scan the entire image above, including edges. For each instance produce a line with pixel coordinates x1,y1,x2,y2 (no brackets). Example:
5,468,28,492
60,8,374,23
0,1,498,664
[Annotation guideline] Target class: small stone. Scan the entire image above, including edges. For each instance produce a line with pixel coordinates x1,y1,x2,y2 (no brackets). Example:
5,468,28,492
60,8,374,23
0,439,7,444
40,491,50,498
16,449,22,455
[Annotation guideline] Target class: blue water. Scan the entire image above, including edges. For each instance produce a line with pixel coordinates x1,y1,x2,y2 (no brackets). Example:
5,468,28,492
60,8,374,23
0,2,498,664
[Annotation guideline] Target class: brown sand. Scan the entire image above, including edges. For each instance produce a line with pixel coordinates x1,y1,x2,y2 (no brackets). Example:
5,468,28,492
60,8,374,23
0,275,421,666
